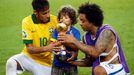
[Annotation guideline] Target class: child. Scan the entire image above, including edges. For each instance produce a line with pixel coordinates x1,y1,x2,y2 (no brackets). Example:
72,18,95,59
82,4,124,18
51,5,81,75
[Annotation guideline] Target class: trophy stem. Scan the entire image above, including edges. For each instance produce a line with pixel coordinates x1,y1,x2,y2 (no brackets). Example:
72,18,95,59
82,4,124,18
61,45,66,50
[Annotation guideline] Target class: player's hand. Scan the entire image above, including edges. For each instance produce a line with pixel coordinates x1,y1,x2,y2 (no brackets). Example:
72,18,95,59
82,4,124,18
67,51,78,61
58,33,76,44
52,46,61,52
47,42,61,52
52,42,62,52
68,59,86,66
68,60,81,66
69,58,91,67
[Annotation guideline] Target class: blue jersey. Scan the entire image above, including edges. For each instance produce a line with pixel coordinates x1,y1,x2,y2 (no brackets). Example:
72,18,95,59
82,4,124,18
52,26,81,67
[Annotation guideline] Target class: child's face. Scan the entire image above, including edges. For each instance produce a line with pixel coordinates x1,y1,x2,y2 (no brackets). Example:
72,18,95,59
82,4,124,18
59,14,71,26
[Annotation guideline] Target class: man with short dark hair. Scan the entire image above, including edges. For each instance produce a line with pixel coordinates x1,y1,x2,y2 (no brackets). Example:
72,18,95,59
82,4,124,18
58,2,130,75
6,0,57,75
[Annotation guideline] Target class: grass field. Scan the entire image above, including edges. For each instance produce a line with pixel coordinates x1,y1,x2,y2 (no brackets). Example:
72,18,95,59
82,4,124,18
0,0,134,75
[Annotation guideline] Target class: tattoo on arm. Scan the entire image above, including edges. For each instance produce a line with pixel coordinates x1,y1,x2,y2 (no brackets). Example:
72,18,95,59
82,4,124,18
73,30,113,58
96,29,113,53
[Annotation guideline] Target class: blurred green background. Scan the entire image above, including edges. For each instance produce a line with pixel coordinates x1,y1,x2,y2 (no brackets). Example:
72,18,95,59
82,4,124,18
0,0,134,75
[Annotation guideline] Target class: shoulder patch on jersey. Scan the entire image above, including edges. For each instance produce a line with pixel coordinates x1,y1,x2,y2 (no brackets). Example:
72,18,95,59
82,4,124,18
22,31,27,38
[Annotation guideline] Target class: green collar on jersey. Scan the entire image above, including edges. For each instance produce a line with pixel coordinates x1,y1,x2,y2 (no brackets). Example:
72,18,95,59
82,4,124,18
32,14,38,24
32,14,50,24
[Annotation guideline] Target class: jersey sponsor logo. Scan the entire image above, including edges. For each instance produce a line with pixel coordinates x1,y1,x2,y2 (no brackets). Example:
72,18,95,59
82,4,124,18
109,64,114,69
106,64,114,69
31,30,36,33
22,31,27,38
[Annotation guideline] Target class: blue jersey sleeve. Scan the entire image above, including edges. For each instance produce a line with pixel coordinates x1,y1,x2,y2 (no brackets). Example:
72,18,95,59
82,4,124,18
66,27,81,41
71,27,81,41
73,30,81,41
66,27,81,51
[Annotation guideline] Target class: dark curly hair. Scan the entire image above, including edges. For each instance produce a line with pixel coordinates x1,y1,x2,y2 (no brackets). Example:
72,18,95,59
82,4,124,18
58,5,77,25
78,2,103,27
32,0,49,11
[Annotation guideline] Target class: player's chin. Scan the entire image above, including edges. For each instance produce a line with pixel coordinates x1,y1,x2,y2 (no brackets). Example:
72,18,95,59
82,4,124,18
43,20,49,23
42,18,49,23
82,28,87,31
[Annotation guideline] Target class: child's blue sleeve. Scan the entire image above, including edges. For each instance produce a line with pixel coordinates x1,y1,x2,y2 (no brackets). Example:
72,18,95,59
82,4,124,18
52,29,58,40
73,30,81,41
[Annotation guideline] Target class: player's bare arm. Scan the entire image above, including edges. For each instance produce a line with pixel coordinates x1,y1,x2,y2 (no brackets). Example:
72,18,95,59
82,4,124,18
95,29,113,56
72,29,113,58
67,51,78,61
64,43,78,51
26,43,56,54
69,56,92,67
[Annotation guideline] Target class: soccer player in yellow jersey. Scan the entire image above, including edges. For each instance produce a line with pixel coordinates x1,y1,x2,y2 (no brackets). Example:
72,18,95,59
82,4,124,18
6,0,57,75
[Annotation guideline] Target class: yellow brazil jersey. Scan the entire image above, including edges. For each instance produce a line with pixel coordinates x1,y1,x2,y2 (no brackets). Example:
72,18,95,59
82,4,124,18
22,14,57,67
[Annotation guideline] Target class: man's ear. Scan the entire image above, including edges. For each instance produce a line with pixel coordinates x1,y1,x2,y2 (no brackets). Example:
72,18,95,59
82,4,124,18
33,10,37,14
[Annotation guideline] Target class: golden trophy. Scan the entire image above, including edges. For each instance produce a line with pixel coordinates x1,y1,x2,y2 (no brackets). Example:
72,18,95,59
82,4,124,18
54,23,69,62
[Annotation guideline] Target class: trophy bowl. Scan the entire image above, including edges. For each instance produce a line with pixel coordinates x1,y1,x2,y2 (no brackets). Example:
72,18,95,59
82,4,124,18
57,23,68,34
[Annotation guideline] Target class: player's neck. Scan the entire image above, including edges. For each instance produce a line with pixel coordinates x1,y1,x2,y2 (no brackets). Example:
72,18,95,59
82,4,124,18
91,26,98,37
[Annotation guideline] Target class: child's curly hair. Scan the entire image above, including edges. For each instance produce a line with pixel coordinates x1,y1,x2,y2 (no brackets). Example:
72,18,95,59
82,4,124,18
57,5,78,25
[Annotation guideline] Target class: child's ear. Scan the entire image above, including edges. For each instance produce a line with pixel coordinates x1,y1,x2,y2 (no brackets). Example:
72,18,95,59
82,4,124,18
71,20,73,24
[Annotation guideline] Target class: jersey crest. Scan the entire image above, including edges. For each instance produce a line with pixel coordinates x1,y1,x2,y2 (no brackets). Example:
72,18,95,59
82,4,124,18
22,31,27,38
49,27,54,33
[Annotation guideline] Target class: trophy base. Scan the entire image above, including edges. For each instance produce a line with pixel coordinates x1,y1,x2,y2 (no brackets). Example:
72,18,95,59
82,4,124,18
56,50,68,63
